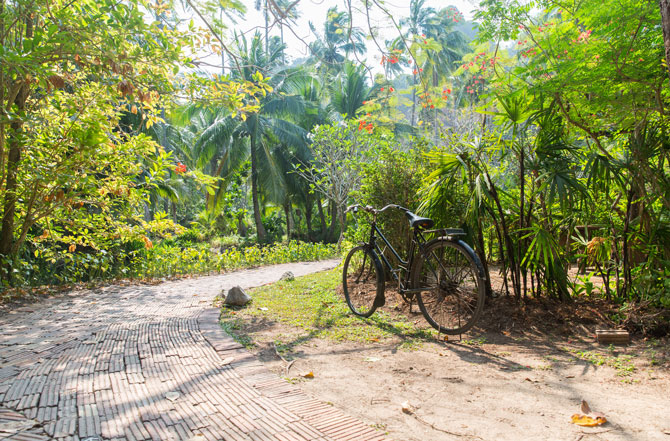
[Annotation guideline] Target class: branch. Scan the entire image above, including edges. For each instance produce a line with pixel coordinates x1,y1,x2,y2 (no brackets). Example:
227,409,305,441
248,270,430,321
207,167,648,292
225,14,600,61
182,0,243,75
554,94,613,160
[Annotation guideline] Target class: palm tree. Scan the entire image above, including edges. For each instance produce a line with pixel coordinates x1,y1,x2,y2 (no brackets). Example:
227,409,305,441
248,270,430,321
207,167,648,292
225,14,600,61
281,69,338,239
420,8,469,139
274,0,301,64
400,0,437,126
186,33,309,242
329,62,373,119
308,7,366,75
400,0,436,37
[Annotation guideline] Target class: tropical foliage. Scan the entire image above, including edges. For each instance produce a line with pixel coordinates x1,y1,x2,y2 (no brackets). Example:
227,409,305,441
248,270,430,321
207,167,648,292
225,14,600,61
1,0,669,327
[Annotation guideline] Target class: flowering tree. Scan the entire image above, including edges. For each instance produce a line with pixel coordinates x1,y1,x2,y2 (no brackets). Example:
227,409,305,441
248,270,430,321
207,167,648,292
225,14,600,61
295,122,378,246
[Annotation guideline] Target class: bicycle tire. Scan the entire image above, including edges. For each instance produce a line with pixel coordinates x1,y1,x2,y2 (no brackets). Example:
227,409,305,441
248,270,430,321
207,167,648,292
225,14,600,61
342,246,384,317
411,238,486,334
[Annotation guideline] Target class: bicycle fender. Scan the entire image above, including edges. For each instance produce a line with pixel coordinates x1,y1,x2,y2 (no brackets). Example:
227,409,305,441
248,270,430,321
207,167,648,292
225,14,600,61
421,237,486,280
453,239,487,279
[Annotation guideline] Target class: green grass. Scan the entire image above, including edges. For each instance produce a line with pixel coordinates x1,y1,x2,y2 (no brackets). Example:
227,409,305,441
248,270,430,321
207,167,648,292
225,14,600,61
219,316,255,349
219,268,437,350
568,348,637,378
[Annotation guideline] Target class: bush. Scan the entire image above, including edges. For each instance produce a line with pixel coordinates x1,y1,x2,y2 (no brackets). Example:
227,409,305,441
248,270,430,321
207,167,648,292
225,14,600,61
261,212,285,243
1,240,339,289
350,141,431,256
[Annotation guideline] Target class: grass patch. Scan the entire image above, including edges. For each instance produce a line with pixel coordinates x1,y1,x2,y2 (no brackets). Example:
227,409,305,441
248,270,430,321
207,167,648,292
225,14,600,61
219,316,255,349
219,268,437,349
568,348,637,378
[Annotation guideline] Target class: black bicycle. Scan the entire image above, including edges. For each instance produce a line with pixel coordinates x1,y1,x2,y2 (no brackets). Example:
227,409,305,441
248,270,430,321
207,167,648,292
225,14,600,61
342,204,487,335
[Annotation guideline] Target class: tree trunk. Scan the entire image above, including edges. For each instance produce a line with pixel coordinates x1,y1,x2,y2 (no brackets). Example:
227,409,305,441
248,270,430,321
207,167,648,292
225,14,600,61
519,147,526,298
317,196,326,238
264,0,269,57
0,124,23,257
283,200,294,239
486,171,520,300
410,74,417,127
0,16,31,277
305,198,313,241
660,0,670,87
143,203,152,222
0,83,30,258
475,213,493,298
327,200,337,242
250,127,267,241
336,207,345,249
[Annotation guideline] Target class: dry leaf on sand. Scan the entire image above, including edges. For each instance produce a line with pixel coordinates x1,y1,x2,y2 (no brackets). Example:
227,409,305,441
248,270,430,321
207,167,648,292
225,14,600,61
571,400,607,427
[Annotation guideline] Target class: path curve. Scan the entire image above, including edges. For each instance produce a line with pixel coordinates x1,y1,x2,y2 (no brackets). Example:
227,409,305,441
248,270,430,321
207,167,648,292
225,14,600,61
0,260,386,441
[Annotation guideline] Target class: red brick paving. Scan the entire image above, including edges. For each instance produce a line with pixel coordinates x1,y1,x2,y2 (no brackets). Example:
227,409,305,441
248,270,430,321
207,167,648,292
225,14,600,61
0,261,387,441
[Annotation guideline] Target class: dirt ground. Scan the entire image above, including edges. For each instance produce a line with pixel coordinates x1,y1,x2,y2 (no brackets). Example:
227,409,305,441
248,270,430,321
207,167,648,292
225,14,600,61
240,287,670,441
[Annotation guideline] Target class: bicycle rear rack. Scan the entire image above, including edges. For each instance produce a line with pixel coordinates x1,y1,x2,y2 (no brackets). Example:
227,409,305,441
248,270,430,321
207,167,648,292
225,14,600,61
424,228,466,237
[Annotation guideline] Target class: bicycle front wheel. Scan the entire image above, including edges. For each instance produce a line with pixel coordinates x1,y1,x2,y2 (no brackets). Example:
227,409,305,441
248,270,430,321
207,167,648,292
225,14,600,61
411,238,485,335
342,246,383,317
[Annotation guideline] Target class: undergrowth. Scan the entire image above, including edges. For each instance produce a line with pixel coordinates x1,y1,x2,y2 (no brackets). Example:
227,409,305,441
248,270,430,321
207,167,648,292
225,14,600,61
219,268,437,349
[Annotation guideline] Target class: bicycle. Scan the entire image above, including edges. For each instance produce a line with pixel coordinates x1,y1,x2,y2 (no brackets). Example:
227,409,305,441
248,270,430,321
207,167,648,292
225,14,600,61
342,204,487,335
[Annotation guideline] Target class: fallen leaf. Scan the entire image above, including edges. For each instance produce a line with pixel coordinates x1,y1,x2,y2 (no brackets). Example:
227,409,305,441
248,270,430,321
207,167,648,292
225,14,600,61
571,414,607,427
401,401,414,414
571,400,607,427
300,371,314,378
258,307,268,311
165,392,180,402
364,357,381,363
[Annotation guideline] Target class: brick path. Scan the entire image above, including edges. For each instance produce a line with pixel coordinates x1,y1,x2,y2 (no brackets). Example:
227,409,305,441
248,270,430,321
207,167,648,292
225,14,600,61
0,260,386,441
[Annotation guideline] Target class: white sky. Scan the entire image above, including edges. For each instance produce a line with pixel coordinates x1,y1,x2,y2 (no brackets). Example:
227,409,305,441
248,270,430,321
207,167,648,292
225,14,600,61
224,0,479,64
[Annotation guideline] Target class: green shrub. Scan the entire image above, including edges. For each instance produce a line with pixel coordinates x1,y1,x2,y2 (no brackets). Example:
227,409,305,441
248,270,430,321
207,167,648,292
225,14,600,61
350,141,431,256
1,240,339,289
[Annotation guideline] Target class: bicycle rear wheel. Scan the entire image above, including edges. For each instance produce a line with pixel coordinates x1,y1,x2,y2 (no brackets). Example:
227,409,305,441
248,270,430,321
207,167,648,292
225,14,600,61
342,246,383,317
411,238,485,334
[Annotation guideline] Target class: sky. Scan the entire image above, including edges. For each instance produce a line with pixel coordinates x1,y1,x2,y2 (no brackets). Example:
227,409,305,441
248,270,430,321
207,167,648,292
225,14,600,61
224,0,480,64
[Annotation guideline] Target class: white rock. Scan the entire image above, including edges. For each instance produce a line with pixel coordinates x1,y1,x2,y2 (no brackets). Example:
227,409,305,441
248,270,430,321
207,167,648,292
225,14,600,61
280,271,295,281
224,286,251,306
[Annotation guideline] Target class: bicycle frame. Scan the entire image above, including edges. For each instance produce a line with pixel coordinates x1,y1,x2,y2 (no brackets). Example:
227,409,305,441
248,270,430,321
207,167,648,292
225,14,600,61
365,220,426,295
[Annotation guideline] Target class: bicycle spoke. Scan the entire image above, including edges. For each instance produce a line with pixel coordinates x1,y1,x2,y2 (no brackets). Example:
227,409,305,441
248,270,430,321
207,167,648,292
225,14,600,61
413,239,485,335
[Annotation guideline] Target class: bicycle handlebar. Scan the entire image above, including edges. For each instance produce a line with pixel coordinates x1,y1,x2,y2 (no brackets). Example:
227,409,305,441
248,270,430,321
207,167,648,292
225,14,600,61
345,204,409,215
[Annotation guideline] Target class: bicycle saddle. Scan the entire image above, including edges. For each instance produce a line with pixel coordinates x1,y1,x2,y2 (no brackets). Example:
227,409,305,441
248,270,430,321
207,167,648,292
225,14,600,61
404,210,434,229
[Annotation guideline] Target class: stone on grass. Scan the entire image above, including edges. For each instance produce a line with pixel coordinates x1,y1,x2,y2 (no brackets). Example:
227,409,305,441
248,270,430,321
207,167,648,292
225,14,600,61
225,286,251,306
280,271,295,281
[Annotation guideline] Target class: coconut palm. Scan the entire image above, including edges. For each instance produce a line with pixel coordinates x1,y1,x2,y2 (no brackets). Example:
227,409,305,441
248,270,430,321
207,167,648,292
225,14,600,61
308,7,366,75
184,33,309,242
329,62,373,119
